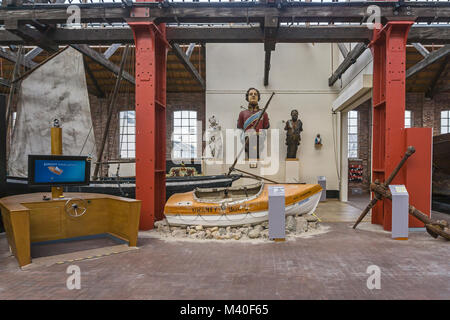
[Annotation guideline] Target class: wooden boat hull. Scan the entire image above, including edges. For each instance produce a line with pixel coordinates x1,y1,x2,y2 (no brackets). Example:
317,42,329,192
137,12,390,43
4,174,242,201
164,184,323,226
432,133,450,213
433,133,450,175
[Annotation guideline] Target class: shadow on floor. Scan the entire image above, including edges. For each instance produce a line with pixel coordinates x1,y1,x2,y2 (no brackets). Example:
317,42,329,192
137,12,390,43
30,235,125,259
347,193,371,211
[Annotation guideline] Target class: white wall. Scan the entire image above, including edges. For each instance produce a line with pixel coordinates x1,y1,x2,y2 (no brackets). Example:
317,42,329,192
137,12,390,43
331,43,374,200
205,43,341,190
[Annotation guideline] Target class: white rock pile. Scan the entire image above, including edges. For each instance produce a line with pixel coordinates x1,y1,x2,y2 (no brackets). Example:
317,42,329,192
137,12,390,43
154,214,320,241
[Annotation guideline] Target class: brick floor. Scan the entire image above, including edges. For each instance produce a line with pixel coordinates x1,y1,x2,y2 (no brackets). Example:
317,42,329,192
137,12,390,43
0,219,449,300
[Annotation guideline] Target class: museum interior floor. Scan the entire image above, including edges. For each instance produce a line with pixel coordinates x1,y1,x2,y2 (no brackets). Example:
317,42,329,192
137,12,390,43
0,199,449,300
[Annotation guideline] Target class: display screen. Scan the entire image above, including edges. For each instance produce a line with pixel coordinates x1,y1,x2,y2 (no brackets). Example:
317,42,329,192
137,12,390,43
34,159,86,183
28,155,90,186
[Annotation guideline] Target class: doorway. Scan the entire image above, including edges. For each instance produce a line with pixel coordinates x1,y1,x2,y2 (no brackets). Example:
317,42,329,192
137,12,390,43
346,100,372,210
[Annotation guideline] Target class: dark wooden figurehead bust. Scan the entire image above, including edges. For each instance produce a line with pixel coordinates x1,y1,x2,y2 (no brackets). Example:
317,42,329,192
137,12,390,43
284,109,303,159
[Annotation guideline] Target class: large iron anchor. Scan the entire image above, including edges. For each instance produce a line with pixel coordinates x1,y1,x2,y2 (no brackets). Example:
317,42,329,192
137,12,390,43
353,146,449,241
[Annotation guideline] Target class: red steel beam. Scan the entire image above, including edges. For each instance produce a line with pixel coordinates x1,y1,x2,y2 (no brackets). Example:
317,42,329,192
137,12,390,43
369,21,413,231
128,0,168,230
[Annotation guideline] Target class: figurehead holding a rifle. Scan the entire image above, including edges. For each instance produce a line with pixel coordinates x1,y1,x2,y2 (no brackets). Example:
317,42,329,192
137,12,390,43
237,88,271,159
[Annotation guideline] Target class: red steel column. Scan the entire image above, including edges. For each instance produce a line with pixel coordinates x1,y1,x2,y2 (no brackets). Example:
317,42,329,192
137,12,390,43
129,2,168,230
369,21,413,231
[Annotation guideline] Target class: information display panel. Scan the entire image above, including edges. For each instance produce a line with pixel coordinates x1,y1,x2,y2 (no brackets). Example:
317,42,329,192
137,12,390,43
28,155,91,186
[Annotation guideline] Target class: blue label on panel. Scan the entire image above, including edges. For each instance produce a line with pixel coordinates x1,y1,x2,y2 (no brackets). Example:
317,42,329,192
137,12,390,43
34,160,86,183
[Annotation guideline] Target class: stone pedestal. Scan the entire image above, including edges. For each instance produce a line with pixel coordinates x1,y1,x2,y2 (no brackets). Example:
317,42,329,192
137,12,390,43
285,158,299,183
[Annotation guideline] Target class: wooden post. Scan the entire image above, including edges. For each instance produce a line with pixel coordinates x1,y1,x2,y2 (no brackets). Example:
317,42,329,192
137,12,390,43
0,95,6,196
5,45,22,161
92,44,130,180
51,126,63,199
5,46,22,126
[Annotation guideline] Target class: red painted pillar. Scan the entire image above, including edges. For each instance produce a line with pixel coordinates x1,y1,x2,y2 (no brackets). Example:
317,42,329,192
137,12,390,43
128,3,168,230
369,21,413,231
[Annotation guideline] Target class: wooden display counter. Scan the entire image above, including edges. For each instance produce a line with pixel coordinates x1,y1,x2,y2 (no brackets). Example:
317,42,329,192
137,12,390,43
0,192,141,267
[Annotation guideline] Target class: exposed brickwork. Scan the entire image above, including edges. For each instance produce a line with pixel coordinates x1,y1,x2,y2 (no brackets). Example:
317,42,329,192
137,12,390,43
88,92,205,177
406,92,450,135
349,100,371,194
88,93,135,177
406,92,424,127
432,93,450,134
350,92,449,194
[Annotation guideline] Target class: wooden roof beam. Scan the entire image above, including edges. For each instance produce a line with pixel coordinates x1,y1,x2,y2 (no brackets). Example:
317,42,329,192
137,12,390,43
71,44,135,85
83,57,105,99
406,45,450,79
2,21,136,89
4,20,58,53
1,0,23,7
185,43,196,59
425,56,449,99
412,43,430,58
171,43,205,90
103,43,122,60
263,15,278,87
1,26,450,46
328,43,367,86
0,77,10,88
2,2,450,24
337,43,349,58
0,46,37,69
3,20,135,88
264,50,272,87
24,47,43,60
5,45,23,132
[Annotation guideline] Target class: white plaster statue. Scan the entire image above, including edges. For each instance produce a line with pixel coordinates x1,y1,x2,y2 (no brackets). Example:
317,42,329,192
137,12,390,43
205,115,223,159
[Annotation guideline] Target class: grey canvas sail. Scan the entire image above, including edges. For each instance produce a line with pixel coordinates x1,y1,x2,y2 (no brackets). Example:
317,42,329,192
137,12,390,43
8,46,97,177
